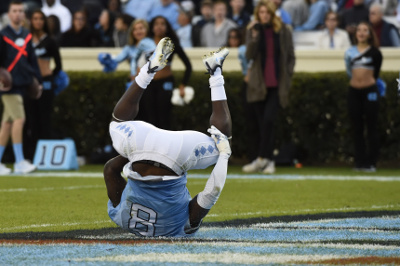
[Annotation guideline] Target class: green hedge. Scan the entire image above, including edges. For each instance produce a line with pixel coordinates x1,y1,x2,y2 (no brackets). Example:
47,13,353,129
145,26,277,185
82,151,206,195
52,71,400,166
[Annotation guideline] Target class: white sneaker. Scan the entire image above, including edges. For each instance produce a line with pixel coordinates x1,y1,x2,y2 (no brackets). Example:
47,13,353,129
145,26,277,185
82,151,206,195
242,158,268,173
14,160,36,174
147,37,174,73
202,47,229,75
361,166,377,173
262,160,276,174
0,163,11,175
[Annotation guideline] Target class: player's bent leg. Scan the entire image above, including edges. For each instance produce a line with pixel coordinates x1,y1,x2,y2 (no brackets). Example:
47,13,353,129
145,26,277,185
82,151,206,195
203,47,232,137
112,82,145,122
187,127,231,233
104,155,129,207
186,55,233,233
112,37,175,122
187,152,229,231
210,101,231,138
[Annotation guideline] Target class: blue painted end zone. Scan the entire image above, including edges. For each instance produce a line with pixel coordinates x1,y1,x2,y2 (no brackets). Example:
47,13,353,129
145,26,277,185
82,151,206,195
1,216,400,265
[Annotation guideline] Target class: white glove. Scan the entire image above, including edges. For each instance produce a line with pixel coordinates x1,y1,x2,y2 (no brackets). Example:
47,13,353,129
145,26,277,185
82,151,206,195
207,125,231,156
171,86,195,106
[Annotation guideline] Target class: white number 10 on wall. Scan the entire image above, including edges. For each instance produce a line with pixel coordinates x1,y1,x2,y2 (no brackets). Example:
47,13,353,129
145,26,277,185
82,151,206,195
33,139,79,170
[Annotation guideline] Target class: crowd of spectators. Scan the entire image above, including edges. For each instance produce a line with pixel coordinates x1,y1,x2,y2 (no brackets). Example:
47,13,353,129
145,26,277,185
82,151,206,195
0,0,398,49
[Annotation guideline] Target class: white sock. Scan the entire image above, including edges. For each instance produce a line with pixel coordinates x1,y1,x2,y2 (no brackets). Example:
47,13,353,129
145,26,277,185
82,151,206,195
135,62,155,89
209,68,227,101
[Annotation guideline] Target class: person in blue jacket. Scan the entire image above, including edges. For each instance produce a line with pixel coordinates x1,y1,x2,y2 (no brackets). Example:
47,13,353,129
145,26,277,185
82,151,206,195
99,19,156,82
0,0,42,175
295,0,329,31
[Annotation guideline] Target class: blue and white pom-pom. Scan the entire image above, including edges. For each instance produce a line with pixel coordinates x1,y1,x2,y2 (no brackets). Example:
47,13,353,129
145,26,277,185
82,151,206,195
98,53,117,73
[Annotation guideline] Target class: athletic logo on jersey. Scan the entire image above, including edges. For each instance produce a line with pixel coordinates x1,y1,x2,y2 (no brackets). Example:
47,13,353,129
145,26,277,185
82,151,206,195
14,38,26,47
194,144,217,158
35,47,47,57
353,56,372,67
367,92,378,101
116,124,133,137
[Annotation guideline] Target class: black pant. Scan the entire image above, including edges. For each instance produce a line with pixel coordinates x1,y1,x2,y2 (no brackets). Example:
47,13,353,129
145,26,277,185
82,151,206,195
347,85,380,167
247,87,280,160
137,76,174,130
24,75,55,160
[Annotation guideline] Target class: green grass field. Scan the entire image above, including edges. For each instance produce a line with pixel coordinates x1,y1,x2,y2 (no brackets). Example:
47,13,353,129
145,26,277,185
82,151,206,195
1,165,400,234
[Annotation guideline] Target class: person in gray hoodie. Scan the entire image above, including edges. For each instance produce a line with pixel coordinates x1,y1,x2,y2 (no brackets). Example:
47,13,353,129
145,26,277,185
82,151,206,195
200,0,237,47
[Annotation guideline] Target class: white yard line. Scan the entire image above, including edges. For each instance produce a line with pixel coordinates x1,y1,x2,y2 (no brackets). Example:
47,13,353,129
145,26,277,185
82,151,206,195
187,241,400,251
1,172,399,181
252,216,400,229
207,204,400,218
77,253,349,264
2,220,112,232
0,185,104,193
0,172,104,178
190,174,400,181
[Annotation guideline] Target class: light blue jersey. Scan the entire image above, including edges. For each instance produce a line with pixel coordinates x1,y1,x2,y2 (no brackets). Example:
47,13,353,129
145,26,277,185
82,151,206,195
108,174,191,237
108,121,220,237
113,38,156,76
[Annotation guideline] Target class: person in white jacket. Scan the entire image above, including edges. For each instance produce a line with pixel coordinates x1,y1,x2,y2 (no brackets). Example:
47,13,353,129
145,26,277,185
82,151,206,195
318,11,351,49
41,0,72,33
